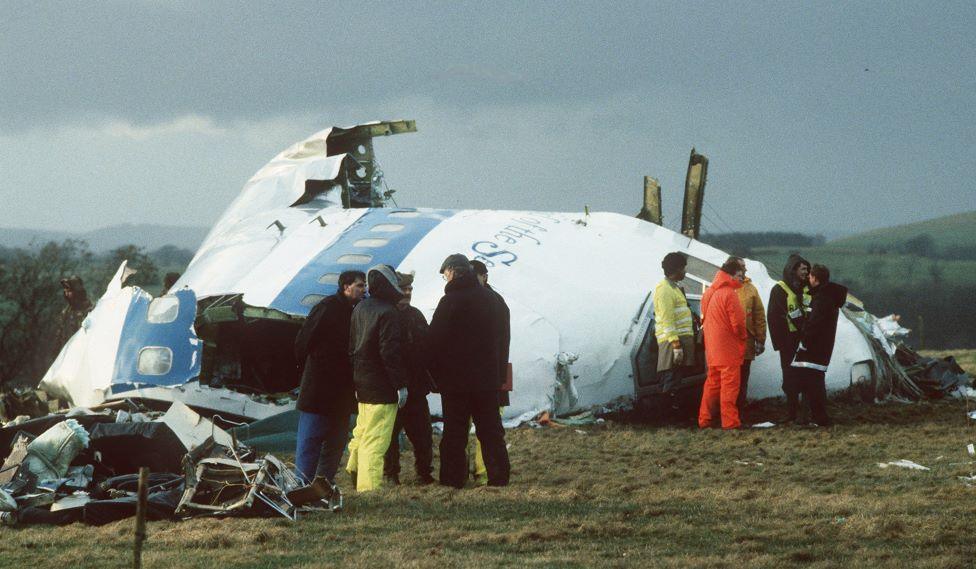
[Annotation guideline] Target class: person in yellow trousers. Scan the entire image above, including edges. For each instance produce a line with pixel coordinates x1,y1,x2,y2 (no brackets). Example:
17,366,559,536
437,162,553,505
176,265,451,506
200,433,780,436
345,265,409,492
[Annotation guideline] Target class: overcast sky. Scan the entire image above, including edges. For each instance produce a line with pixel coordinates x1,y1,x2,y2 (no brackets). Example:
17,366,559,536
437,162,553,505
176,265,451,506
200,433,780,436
1,1,974,237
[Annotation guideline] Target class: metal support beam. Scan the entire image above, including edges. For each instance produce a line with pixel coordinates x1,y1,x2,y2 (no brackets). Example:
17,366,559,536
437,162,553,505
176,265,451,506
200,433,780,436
680,148,709,239
637,176,663,225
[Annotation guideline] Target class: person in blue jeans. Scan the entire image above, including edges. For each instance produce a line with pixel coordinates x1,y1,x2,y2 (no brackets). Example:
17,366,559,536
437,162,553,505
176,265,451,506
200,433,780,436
292,270,365,505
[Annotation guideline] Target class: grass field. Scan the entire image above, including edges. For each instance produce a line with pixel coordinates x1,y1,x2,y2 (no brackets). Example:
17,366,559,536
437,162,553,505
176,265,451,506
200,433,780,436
2,353,974,568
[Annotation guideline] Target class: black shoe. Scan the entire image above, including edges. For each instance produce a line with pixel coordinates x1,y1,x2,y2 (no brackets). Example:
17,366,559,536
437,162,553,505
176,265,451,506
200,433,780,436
383,474,401,486
417,473,436,485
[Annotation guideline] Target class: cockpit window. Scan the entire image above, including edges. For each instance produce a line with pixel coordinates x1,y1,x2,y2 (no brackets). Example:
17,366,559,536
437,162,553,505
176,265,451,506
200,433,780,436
147,297,179,324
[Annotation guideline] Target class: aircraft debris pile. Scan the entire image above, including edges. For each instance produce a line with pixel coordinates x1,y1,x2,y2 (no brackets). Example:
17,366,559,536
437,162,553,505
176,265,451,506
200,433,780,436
843,305,972,400
0,400,307,527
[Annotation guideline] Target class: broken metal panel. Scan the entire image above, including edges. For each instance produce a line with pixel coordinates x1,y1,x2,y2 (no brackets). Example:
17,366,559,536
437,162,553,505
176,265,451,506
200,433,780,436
680,148,708,239
176,454,301,521
102,383,294,422
637,176,663,225
183,120,417,295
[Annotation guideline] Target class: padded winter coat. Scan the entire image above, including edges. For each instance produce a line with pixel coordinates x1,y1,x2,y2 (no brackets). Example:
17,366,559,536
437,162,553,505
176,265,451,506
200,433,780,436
701,270,747,367
427,273,503,393
793,281,848,371
294,292,357,416
349,267,409,404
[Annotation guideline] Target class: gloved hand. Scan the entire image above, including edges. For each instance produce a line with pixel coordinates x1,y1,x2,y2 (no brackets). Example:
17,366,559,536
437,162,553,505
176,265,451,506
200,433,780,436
397,388,408,409
673,347,684,366
755,340,765,356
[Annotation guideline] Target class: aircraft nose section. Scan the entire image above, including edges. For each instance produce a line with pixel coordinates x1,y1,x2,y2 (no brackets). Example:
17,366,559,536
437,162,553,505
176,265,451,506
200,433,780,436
111,288,202,392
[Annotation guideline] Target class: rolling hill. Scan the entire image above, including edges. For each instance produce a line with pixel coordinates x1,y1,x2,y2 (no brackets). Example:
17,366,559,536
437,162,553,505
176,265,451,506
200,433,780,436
0,224,209,252
829,210,976,256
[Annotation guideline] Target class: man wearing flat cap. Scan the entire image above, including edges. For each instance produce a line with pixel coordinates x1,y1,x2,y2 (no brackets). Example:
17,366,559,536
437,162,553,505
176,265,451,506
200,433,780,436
428,254,510,487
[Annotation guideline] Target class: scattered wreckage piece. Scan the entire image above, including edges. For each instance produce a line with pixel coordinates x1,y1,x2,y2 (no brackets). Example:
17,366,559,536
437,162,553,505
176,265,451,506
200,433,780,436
176,453,302,521
0,402,298,528
841,303,973,401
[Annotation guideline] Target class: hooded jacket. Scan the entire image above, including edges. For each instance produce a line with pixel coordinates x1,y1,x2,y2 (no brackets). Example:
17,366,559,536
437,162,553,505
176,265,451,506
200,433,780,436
427,272,503,393
349,265,410,404
793,281,848,371
767,254,810,353
700,270,747,367
737,277,767,360
295,291,357,415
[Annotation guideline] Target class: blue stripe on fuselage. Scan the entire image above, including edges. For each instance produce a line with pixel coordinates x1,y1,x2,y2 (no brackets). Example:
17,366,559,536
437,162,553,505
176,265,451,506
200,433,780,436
111,288,202,390
270,208,455,316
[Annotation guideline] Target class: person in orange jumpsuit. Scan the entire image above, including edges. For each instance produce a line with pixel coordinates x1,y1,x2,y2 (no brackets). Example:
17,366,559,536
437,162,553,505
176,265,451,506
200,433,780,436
698,258,748,429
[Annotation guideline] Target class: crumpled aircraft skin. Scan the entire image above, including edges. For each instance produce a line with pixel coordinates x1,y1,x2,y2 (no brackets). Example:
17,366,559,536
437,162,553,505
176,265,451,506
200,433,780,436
40,121,880,422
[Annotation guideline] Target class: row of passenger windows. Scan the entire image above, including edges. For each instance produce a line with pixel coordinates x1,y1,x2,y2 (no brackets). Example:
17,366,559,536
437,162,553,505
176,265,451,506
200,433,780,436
299,218,414,307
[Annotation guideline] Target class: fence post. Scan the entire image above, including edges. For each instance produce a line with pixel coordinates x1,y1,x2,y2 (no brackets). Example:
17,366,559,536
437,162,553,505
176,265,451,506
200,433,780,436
133,467,150,569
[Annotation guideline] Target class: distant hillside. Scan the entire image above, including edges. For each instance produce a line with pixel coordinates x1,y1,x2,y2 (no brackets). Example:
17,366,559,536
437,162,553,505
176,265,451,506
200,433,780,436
829,211,976,259
0,224,209,252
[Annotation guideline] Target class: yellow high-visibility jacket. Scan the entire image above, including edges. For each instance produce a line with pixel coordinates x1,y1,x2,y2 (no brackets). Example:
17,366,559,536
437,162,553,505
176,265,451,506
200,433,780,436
653,278,694,344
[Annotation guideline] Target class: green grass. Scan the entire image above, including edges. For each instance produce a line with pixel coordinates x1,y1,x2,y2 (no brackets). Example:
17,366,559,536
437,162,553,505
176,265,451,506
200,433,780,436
751,247,974,291
830,210,976,253
3,353,975,568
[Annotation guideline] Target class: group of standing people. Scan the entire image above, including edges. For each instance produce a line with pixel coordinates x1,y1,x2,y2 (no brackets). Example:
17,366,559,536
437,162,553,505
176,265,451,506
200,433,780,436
653,252,847,430
292,254,511,509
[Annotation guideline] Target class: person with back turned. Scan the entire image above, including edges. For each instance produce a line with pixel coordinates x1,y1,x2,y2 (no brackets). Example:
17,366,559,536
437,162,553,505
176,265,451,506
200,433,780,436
791,264,847,427
428,254,510,488
698,258,747,430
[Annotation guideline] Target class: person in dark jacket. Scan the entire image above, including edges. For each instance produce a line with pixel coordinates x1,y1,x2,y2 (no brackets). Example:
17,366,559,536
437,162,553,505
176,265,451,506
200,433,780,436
469,260,511,485
767,254,811,422
345,264,410,492
429,254,510,488
792,264,847,427
54,276,93,350
292,270,365,505
383,271,436,485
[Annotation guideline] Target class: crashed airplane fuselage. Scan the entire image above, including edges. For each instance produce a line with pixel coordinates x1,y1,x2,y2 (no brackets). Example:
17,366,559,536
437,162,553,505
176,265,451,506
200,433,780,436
42,120,883,422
